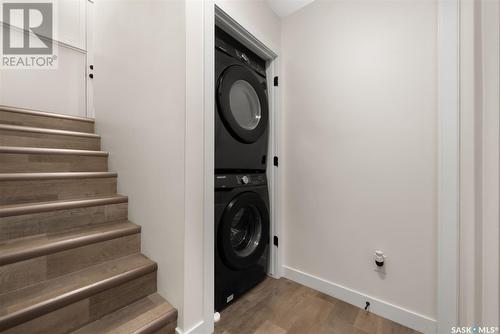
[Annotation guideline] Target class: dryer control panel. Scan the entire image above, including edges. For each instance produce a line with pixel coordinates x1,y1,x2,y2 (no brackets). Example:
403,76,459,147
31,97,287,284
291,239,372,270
215,27,266,78
215,174,267,189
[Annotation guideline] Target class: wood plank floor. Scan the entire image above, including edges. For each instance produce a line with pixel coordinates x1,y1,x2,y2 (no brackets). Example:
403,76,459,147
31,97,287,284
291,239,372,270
215,277,422,334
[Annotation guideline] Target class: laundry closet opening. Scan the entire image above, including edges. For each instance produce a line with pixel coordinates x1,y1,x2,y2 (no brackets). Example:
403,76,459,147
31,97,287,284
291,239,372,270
213,7,281,315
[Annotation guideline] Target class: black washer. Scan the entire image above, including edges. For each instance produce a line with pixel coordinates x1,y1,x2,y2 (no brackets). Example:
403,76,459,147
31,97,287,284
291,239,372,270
218,191,270,270
214,173,269,311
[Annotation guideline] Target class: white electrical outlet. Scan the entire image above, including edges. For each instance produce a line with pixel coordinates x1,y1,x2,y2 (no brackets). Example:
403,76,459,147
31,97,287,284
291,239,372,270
374,250,387,274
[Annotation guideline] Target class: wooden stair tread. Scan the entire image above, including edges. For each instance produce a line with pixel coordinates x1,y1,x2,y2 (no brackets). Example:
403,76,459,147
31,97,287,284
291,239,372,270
73,293,177,334
0,146,108,156
0,221,140,265
0,106,95,133
0,171,117,181
0,194,128,217
0,123,100,138
0,105,94,123
0,105,177,332
0,254,157,330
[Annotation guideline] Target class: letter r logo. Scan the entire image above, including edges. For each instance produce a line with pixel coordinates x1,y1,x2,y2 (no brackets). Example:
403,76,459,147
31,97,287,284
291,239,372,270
2,3,53,54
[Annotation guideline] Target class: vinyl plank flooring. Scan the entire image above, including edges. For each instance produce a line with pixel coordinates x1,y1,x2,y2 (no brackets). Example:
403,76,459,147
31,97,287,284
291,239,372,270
254,320,286,334
215,278,422,334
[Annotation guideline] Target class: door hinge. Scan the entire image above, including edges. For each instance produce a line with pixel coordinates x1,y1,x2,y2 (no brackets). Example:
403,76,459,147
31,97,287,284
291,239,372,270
273,236,279,247
273,156,279,167
273,76,279,86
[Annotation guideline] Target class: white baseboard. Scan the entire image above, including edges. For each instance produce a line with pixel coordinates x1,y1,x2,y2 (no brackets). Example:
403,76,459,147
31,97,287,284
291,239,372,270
283,265,437,334
175,320,206,334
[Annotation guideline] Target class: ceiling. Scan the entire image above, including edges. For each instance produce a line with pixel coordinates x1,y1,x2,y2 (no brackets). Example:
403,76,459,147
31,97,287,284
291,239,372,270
265,0,316,18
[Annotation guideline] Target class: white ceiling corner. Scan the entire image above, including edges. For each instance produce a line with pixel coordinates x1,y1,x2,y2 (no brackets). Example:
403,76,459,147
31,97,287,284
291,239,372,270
265,0,316,18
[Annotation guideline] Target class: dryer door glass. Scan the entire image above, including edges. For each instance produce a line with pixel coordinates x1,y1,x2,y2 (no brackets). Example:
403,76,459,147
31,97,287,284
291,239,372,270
219,191,269,270
217,64,268,143
229,80,262,130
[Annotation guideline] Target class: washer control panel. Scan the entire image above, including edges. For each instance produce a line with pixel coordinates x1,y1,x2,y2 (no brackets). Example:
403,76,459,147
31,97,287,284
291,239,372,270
215,174,266,189
238,175,250,185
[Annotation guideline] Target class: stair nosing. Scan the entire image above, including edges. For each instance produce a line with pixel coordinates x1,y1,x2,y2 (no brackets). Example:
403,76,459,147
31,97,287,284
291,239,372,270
74,294,177,334
131,307,178,334
0,123,100,138
0,195,128,217
0,222,141,266
0,146,108,156
0,105,94,123
0,172,118,181
0,258,157,331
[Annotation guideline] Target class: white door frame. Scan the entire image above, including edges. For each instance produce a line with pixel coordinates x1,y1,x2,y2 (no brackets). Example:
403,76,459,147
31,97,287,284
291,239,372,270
202,1,215,333
478,0,499,324
196,3,282,333
458,0,500,327
437,0,460,332
213,5,281,279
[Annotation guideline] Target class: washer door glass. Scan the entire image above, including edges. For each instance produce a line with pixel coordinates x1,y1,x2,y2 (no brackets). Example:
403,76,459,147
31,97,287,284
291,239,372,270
218,191,269,270
230,205,262,257
229,80,262,131
217,64,268,144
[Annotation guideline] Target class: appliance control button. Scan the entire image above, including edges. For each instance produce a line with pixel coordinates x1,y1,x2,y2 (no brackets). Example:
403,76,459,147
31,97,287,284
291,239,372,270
240,175,250,184
240,53,249,63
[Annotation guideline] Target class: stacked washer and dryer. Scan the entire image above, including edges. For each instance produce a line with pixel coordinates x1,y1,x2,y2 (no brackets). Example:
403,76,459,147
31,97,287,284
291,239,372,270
214,27,271,311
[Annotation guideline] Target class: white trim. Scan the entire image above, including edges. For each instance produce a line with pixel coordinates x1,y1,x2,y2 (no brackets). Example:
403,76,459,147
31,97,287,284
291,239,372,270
266,58,281,278
480,0,499,324
184,1,214,333
197,6,282,333
214,8,277,60
283,266,437,334
437,0,460,332
202,2,215,334
457,0,477,325
85,0,95,118
176,321,205,334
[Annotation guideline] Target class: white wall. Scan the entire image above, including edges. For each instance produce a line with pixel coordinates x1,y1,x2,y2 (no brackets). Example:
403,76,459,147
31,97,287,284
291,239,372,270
281,0,438,329
92,0,451,332
93,0,186,326
215,0,281,52
0,0,88,116
94,2,280,332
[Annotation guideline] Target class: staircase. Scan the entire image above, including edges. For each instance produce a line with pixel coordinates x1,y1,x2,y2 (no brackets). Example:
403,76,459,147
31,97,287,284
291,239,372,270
0,106,178,334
